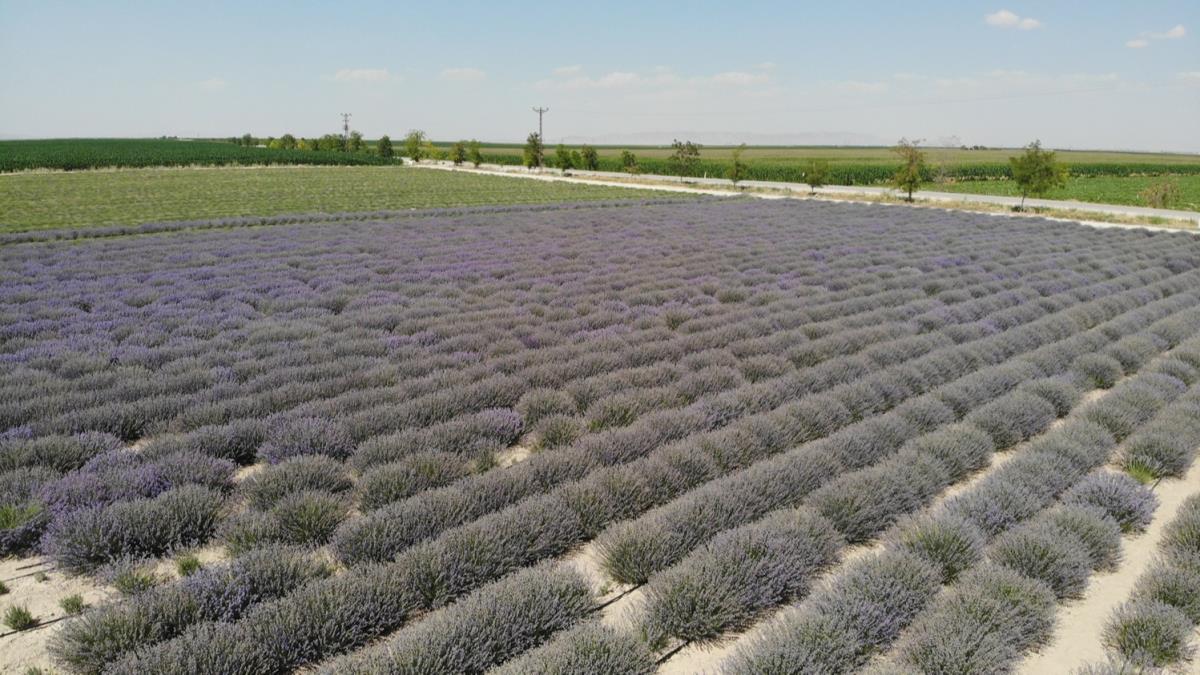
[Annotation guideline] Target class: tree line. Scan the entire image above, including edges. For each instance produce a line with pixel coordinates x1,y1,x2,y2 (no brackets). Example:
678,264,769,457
227,130,1183,210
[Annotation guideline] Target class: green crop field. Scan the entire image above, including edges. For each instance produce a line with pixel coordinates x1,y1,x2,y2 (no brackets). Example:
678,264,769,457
445,143,1200,189
933,175,1200,211
0,138,395,172
0,166,676,232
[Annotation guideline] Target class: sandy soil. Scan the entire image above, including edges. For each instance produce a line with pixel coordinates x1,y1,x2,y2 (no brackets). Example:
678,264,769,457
495,436,534,468
0,556,113,674
1017,460,1200,674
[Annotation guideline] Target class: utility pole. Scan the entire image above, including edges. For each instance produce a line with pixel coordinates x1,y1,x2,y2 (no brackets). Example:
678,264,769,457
531,106,549,141
340,113,352,142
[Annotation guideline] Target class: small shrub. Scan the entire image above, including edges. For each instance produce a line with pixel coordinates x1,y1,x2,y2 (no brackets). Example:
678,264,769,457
740,354,792,383
34,571,48,583
242,455,353,509
257,417,353,464
43,485,224,573
896,563,1057,672
269,491,347,546
963,391,1056,450
1039,505,1123,572
724,608,862,674
1132,563,1200,623
516,388,577,425
105,560,163,596
60,593,87,614
1072,354,1123,389
1102,600,1195,667
492,621,656,675
810,550,942,651
946,479,1042,537
1161,496,1200,570
887,514,985,583
322,563,593,674
358,452,469,510
3,604,36,630
1063,471,1158,533
535,414,585,449
639,508,842,645
176,554,202,577
1121,432,1194,480
990,520,1095,599
0,580,7,595
1021,377,1081,417
903,424,993,481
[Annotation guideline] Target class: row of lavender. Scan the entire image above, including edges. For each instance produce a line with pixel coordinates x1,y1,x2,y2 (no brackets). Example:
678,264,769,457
1078,493,1200,671
45,258,1161,673
21,201,1200,667
4,199,1185,570
336,328,1200,675
321,293,1200,673
7,198,1200,667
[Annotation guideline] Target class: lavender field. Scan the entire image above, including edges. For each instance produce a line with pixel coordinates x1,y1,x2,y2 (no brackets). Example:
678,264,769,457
3,198,1200,673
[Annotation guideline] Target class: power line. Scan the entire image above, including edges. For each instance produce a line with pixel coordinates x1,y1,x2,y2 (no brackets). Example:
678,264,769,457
532,106,549,140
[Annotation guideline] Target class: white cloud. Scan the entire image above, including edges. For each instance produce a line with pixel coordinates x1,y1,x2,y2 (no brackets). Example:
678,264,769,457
440,67,486,82
197,77,226,92
1127,24,1187,48
334,68,391,82
1178,71,1200,80
986,9,1042,30
553,65,582,76
753,62,777,71
1154,24,1186,39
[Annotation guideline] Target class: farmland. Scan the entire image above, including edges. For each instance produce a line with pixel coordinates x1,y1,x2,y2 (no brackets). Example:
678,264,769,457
0,166,674,233
0,139,395,172
935,174,1200,211
2,197,1200,673
455,142,1200,208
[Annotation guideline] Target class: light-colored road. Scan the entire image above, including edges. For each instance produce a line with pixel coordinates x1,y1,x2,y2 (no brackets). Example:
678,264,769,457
413,159,1200,227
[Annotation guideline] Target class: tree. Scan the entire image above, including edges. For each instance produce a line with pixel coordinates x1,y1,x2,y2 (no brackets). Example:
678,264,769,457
523,132,544,168
804,159,830,195
581,145,599,171
555,144,573,171
891,138,927,202
451,141,467,166
621,150,639,174
377,135,394,158
669,139,702,178
348,131,365,153
317,134,345,152
468,139,483,167
279,134,297,150
1139,179,1181,209
242,133,254,147
727,143,749,185
424,139,443,160
571,150,583,170
1009,140,1068,210
404,130,427,162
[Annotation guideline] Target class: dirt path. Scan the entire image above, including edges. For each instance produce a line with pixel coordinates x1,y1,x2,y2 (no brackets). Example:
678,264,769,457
1017,460,1200,674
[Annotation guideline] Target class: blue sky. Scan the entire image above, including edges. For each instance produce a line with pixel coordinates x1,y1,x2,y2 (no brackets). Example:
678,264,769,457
2,1,1198,150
